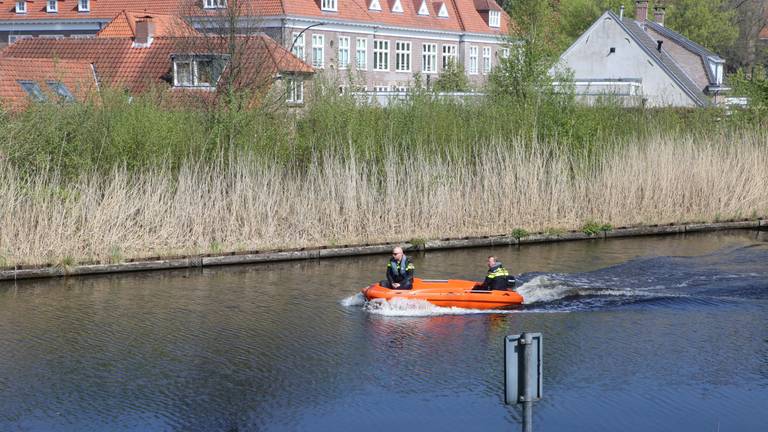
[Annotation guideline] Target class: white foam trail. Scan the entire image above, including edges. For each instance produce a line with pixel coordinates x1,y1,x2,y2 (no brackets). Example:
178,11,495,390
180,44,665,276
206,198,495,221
516,275,580,304
364,297,498,316
340,292,367,307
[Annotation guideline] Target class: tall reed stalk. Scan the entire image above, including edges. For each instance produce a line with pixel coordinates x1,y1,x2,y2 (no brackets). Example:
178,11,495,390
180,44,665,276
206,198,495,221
1,133,766,268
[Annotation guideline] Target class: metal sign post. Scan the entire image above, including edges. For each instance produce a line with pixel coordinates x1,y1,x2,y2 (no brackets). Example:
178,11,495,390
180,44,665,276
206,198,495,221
505,333,543,432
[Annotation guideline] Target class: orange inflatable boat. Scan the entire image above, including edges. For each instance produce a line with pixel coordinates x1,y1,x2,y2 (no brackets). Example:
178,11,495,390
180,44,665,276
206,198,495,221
362,278,524,310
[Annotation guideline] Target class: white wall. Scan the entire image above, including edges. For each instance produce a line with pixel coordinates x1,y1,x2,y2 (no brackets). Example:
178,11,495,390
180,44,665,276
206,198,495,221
555,14,697,108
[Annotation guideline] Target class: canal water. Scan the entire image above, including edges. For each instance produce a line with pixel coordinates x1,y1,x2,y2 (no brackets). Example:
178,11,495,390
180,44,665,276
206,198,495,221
1,230,767,432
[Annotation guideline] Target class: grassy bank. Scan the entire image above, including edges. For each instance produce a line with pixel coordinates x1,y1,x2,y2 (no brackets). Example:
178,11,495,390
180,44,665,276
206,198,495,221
1,130,766,268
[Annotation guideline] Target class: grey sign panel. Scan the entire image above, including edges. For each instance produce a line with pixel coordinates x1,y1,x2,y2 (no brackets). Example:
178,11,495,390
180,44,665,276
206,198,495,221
504,333,543,405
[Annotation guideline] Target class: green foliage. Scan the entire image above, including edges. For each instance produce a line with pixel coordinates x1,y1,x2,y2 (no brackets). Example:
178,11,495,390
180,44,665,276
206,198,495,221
581,220,613,236
489,0,562,101
559,0,636,44
665,0,738,54
433,61,470,92
729,67,768,109
511,228,529,240
409,238,427,249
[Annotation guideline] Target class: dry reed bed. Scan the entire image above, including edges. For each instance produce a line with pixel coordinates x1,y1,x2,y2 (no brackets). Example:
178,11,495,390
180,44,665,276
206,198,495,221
1,133,766,267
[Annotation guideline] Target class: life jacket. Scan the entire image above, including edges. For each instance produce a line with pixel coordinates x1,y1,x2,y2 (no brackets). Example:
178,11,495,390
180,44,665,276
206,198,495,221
388,256,413,279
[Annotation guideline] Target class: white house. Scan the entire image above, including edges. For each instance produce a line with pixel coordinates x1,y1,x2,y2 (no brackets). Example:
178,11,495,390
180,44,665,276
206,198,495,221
553,1,727,107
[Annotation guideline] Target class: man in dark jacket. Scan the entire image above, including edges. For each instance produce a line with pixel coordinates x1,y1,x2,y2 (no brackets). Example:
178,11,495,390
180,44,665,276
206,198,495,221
383,247,415,290
474,256,513,291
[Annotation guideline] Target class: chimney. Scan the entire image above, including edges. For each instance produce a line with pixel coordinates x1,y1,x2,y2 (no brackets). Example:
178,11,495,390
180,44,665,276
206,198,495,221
134,16,155,46
657,40,663,52
653,6,666,26
635,0,648,23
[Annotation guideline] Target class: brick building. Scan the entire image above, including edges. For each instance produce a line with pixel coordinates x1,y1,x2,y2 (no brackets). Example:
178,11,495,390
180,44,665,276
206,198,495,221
0,0,510,90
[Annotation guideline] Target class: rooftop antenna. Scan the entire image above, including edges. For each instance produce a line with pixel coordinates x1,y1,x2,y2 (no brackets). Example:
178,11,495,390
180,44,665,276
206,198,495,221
619,5,625,19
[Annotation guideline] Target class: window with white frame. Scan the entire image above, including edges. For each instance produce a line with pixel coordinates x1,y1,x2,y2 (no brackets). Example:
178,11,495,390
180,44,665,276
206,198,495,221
286,77,304,103
422,43,437,73
46,0,58,13
417,0,429,15
395,41,411,72
468,46,478,74
338,36,350,69
292,32,305,61
482,47,491,74
203,0,226,8
391,0,403,13
312,34,324,68
442,44,457,69
369,0,381,11
374,85,390,93
173,56,226,87
78,0,90,12
321,0,337,11
356,38,367,70
500,47,510,59
489,10,500,28
373,39,389,71
15,1,26,13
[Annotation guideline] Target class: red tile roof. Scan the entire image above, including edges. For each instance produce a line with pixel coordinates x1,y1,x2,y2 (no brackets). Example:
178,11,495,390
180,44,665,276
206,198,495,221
760,24,767,40
1,0,508,35
96,10,197,38
0,57,97,110
2,35,312,94
0,0,183,20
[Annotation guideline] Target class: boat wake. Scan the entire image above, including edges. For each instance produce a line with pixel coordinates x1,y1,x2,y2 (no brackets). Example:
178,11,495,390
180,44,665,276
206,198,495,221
342,245,768,315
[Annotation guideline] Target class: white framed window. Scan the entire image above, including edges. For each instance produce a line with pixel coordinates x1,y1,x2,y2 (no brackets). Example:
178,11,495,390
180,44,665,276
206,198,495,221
374,85,390,93
173,56,224,88
417,0,429,15
391,0,403,13
442,44,457,69
9,35,32,44
369,0,381,11
356,38,367,70
292,32,305,61
482,47,491,74
395,41,411,72
39,34,65,39
321,0,337,12
46,0,58,13
338,36,350,69
489,10,501,28
70,34,95,39
437,2,448,17
15,1,27,13
468,46,478,75
373,39,389,71
204,0,226,8
287,77,304,103
422,43,437,73
500,47,510,59
78,0,90,12
311,34,324,68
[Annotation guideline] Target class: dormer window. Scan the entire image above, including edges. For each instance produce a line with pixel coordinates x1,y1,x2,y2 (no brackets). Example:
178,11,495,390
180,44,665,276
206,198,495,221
489,10,501,28
321,0,337,12
417,0,429,15
369,0,381,11
204,0,227,8
437,2,448,17
173,55,227,88
15,1,27,14
78,0,90,12
18,81,45,101
391,0,403,13
46,0,58,13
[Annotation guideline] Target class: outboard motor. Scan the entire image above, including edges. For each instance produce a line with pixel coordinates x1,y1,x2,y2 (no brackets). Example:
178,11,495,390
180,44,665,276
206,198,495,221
506,275,517,290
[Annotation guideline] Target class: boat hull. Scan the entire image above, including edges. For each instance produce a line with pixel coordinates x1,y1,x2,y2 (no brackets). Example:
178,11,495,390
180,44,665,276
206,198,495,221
361,278,524,310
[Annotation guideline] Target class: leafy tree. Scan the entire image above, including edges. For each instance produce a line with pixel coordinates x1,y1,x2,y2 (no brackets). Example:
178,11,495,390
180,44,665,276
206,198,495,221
488,0,562,100
559,0,636,43
433,60,470,92
664,0,738,54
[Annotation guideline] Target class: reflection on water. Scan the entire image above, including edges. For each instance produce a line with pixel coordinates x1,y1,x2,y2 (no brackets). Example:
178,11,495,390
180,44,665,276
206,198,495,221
0,230,767,431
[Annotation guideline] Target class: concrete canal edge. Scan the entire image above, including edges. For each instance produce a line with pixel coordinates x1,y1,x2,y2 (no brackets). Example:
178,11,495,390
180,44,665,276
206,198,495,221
1,219,765,282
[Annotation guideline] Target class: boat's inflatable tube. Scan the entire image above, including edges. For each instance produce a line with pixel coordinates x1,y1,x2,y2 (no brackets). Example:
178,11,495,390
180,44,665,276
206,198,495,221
362,277,524,310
